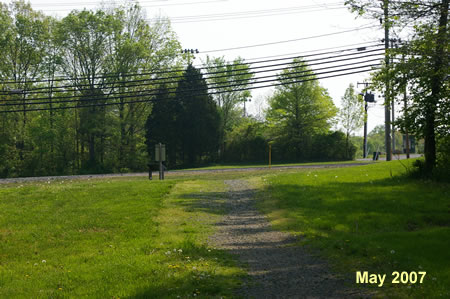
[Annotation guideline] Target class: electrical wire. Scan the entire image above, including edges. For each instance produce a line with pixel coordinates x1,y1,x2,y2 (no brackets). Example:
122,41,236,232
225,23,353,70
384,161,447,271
0,63,380,109
0,44,384,86
166,6,347,24
201,25,378,53
2,59,381,104
238,41,382,62
0,66,381,114
1,50,384,98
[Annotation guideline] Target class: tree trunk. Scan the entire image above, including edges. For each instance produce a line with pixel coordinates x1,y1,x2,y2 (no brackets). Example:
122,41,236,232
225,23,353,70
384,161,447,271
119,97,125,170
425,0,448,173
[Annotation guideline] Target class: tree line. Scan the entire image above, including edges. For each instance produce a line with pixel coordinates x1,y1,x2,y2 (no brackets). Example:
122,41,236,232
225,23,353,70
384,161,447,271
0,0,183,176
345,0,449,178
0,1,360,178
2,0,446,178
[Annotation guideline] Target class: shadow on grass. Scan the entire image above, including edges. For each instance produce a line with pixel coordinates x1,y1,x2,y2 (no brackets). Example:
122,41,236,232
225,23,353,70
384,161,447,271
259,175,450,296
170,175,449,297
168,185,370,297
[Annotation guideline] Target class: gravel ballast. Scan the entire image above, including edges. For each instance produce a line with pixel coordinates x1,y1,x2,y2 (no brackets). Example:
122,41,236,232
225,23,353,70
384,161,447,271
209,179,369,298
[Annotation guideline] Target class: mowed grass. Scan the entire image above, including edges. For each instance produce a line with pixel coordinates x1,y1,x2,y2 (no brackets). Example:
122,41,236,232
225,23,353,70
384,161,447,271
0,177,244,298
256,160,450,298
178,160,369,171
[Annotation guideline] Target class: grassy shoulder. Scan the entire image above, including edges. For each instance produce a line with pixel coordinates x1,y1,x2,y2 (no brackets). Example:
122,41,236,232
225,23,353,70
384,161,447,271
177,160,371,171
0,177,244,298
254,160,450,298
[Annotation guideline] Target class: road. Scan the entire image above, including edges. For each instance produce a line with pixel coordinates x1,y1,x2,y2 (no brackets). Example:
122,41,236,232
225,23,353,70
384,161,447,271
0,162,373,184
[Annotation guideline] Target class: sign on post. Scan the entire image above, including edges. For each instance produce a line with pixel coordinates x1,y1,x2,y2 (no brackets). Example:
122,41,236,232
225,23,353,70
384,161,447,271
155,144,166,161
155,143,166,180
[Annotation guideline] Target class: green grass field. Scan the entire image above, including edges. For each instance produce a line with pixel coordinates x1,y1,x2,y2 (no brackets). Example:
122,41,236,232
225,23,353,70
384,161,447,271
256,160,450,298
0,177,244,298
1,160,448,298
178,160,371,171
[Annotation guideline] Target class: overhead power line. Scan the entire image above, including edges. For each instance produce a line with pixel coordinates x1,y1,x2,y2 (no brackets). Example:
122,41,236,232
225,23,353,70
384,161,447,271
0,43,383,86
1,49,384,97
31,0,229,9
1,63,380,110
166,6,346,23
2,59,381,103
240,41,382,62
0,66,380,114
201,25,378,53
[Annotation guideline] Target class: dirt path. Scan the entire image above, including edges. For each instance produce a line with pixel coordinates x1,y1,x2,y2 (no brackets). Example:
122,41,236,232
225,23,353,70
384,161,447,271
209,180,369,298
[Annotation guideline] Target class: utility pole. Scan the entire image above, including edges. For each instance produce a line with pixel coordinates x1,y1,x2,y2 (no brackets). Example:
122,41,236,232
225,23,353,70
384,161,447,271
402,55,410,159
389,39,400,155
383,0,392,161
182,49,199,65
404,84,410,159
243,98,251,117
364,101,368,158
357,82,371,158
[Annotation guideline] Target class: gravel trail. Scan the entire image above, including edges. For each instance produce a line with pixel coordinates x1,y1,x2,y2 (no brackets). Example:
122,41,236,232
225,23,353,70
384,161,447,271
209,179,369,298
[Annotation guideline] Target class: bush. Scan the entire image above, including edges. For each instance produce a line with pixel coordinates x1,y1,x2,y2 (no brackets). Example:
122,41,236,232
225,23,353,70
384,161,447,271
311,131,356,161
408,136,450,182
224,120,267,162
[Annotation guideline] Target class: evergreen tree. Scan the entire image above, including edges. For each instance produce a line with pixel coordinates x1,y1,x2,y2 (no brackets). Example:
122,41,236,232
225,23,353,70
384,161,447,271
145,85,178,167
176,65,220,165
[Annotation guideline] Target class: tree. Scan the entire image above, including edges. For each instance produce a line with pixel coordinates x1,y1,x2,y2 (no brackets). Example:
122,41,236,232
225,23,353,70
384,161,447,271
266,59,338,160
145,85,178,167
175,65,220,165
0,0,49,174
339,83,364,157
204,56,253,157
224,117,267,162
106,2,181,170
55,9,116,171
345,0,449,173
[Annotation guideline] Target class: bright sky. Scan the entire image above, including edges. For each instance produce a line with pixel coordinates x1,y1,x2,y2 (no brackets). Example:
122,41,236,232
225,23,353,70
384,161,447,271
4,0,396,134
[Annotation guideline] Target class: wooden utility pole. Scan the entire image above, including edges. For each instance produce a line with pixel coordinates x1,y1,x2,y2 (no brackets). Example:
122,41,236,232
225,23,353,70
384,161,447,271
364,102,368,158
182,49,199,65
269,144,272,168
383,0,392,161
404,84,410,159
357,82,371,158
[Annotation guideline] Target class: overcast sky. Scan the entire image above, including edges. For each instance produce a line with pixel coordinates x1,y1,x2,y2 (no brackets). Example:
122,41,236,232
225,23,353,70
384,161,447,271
4,0,396,134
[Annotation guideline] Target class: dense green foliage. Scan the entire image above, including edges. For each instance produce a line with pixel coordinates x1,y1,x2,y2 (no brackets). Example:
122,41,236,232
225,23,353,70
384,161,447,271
339,83,364,157
259,160,450,297
205,56,254,158
345,0,449,175
265,59,346,161
145,66,221,167
223,118,267,162
0,1,362,178
0,1,182,177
